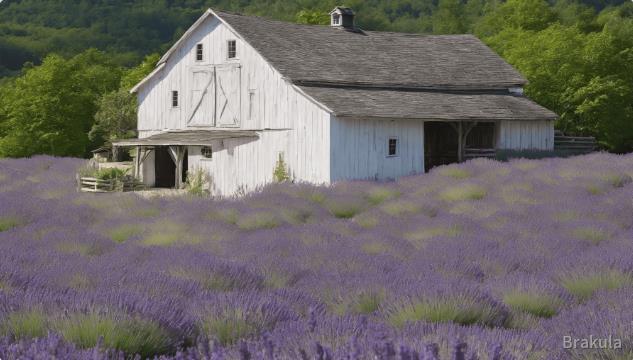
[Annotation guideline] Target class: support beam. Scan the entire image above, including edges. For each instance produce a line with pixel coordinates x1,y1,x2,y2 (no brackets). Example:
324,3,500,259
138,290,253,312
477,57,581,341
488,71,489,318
457,122,463,163
134,146,141,178
168,146,185,189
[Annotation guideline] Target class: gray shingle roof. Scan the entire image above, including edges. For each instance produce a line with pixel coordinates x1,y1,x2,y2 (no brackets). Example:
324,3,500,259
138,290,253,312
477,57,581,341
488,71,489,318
217,11,526,90
145,9,556,121
300,86,558,121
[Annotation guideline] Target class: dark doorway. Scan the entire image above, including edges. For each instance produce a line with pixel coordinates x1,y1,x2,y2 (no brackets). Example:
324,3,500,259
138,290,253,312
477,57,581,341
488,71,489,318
181,149,188,185
466,123,495,149
425,122,458,171
154,146,176,188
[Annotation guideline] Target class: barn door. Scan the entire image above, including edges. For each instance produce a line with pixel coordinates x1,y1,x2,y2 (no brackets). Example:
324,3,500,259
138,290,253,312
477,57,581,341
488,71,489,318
188,68,215,127
215,65,241,127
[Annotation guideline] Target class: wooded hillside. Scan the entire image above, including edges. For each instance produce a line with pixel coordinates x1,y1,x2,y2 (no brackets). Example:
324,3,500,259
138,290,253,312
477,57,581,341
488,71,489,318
0,0,632,156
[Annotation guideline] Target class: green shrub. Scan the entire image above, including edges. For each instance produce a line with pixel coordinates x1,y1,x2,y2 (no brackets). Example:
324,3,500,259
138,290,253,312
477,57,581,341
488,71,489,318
389,298,503,328
58,313,173,358
95,168,127,180
273,153,290,183
503,290,562,318
561,271,633,301
202,309,260,346
1,310,48,339
185,167,211,197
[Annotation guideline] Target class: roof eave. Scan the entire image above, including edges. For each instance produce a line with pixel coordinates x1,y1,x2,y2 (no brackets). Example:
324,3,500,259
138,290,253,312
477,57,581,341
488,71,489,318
334,114,558,122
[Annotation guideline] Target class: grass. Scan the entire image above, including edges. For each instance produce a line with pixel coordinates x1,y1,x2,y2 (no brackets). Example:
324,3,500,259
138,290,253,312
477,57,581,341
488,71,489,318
361,241,391,255
142,222,198,247
203,309,260,346
404,226,460,248
353,213,379,228
56,242,105,256
351,292,383,315
389,298,503,328
572,227,609,245
503,290,562,318
437,167,471,179
366,187,400,205
1,310,48,339
58,313,173,358
109,224,143,243
0,216,21,232
324,200,364,219
439,184,487,202
381,200,421,216
561,271,633,301
236,212,280,230
602,173,632,188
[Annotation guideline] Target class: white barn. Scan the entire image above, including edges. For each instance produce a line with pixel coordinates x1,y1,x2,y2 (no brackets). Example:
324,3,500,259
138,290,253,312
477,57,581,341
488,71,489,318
115,7,557,196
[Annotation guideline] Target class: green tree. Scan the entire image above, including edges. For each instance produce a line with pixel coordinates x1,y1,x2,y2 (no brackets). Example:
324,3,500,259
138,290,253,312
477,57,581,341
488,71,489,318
120,53,161,91
0,49,121,157
296,10,330,25
89,89,138,144
432,0,465,34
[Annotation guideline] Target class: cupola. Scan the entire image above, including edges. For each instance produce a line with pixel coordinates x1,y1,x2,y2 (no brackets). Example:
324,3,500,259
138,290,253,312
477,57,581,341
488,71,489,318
330,7,355,29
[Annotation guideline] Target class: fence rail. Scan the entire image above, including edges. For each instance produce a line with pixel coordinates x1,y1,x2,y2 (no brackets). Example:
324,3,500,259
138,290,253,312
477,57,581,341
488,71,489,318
554,135,597,154
77,176,145,193
464,148,496,160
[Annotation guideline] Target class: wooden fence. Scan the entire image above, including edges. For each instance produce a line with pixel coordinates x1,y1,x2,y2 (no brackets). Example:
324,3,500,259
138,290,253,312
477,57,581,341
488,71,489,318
464,148,496,160
554,133,597,154
78,176,145,193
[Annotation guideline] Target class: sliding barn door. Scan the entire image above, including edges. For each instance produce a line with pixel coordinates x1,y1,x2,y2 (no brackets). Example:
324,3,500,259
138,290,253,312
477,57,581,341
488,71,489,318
188,68,216,127
215,65,241,127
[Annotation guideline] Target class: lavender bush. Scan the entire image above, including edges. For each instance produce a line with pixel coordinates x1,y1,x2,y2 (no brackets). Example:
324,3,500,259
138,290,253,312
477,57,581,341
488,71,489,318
0,154,632,359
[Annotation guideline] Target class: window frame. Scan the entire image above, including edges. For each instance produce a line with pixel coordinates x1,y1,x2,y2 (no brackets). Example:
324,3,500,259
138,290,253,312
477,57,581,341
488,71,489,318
171,90,179,108
195,43,204,61
227,40,237,59
387,137,399,157
332,13,341,25
200,146,213,160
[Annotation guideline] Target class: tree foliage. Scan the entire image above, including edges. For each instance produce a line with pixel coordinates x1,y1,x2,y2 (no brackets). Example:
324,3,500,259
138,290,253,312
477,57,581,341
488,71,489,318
481,2,633,151
0,0,632,155
0,50,121,157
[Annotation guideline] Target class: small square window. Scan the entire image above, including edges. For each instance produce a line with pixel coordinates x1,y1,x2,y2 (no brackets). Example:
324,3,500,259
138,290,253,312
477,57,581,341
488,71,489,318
332,14,340,25
196,43,204,61
172,91,179,108
201,146,212,159
388,138,398,157
227,40,237,59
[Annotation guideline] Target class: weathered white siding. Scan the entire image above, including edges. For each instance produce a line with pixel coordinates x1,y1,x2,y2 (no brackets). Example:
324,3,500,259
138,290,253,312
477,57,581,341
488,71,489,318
136,15,331,196
330,118,425,181
496,120,555,150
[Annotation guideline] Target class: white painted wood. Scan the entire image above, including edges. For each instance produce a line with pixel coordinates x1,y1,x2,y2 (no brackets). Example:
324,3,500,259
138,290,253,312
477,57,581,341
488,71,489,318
330,118,425,181
134,11,555,196
136,15,331,196
496,120,554,150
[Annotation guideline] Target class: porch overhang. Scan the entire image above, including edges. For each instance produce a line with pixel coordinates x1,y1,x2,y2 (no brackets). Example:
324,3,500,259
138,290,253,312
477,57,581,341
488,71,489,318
112,129,259,147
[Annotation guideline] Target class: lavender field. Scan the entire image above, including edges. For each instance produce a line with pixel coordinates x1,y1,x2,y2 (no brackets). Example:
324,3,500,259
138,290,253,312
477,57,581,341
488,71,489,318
1,154,632,359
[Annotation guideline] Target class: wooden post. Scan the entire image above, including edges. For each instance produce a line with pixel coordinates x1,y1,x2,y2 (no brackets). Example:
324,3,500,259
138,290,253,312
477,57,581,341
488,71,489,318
457,122,463,163
134,146,141,178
